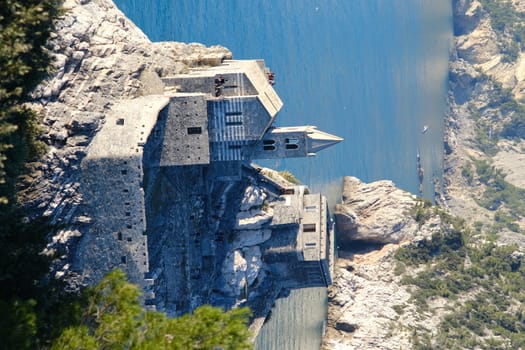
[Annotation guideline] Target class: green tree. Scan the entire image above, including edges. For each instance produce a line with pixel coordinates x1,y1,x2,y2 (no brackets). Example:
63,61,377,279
53,270,253,350
0,0,62,202
0,1,63,347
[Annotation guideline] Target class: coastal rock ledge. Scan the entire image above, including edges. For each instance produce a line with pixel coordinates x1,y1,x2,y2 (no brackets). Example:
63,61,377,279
324,177,446,350
334,176,419,246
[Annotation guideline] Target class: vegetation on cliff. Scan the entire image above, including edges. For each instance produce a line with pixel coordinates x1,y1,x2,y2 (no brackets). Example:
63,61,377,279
395,208,525,349
460,157,525,234
467,78,525,156
479,0,525,62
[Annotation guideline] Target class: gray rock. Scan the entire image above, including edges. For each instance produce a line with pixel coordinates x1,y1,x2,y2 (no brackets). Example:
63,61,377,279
334,176,418,246
453,0,482,36
69,112,102,133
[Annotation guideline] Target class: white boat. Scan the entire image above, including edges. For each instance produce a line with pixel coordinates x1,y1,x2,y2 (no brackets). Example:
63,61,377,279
422,125,429,134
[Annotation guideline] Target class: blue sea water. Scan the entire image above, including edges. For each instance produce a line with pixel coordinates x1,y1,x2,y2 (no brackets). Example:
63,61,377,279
113,0,453,348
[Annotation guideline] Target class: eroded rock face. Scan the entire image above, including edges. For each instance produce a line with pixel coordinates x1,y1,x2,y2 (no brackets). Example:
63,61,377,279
449,59,482,105
323,217,445,349
323,247,421,350
334,176,418,246
453,0,482,36
221,247,262,297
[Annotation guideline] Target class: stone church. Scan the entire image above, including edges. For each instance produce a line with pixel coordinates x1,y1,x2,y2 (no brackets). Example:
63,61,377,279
153,59,343,166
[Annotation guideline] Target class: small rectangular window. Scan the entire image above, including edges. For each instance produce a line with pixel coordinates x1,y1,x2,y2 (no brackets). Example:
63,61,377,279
225,121,243,126
121,256,127,264
305,205,318,212
116,118,125,125
187,127,202,134
225,111,242,116
305,242,317,247
303,223,316,232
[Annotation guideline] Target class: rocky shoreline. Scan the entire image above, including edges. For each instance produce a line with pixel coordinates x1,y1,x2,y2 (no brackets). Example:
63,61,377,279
323,178,444,349
322,1,525,348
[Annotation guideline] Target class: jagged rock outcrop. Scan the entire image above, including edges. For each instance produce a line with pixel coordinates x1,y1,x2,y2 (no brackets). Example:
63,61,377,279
323,246,415,350
454,1,499,63
219,185,271,298
327,177,444,348
221,247,262,297
24,0,231,283
452,0,525,99
453,0,482,36
334,176,419,246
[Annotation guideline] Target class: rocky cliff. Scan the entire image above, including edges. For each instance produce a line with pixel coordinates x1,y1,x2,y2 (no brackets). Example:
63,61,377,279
325,178,444,349
323,1,525,348
334,177,420,246
445,0,525,244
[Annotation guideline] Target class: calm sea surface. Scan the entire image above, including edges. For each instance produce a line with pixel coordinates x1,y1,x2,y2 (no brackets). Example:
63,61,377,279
114,0,453,348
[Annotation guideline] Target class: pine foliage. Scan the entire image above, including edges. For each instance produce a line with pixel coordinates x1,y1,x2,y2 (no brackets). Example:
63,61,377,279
0,0,62,202
52,270,253,350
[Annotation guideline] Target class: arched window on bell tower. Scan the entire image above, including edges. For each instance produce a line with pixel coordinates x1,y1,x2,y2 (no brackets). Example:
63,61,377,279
263,139,275,151
285,137,299,150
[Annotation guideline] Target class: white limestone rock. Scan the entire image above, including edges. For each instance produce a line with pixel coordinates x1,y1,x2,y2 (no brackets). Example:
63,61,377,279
323,243,445,349
239,185,267,211
334,176,418,245
242,246,262,287
235,208,273,230
221,247,262,297
232,229,272,249
221,250,247,296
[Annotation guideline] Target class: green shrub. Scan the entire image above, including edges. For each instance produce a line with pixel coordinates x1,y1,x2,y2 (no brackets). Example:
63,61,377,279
480,0,525,62
278,170,301,184
397,222,525,349
51,270,253,350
